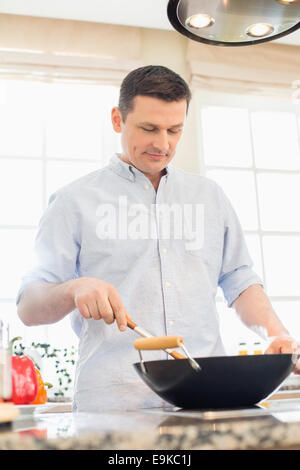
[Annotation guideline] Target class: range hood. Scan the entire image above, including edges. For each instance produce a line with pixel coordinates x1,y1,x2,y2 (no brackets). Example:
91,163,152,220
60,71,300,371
167,0,300,46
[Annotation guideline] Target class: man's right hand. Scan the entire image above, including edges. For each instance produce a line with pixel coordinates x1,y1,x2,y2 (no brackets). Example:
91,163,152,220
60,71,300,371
68,277,129,332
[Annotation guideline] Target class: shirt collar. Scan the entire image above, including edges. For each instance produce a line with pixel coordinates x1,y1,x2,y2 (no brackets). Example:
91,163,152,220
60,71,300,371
108,153,173,182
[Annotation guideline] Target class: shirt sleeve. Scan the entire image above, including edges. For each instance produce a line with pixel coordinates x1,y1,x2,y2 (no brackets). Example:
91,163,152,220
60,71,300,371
217,187,263,307
16,189,80,305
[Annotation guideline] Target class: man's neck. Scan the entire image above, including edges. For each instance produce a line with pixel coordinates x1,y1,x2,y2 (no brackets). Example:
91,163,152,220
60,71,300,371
119,154,166,192
146,169,166,192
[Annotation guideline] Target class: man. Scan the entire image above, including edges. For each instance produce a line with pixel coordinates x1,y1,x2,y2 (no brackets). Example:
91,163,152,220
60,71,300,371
17,65,299,412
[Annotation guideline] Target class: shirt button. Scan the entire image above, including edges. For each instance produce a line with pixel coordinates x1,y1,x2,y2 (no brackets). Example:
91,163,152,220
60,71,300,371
169,320,174,326
161,248,167,254
144,184,150,190
165,281,171,288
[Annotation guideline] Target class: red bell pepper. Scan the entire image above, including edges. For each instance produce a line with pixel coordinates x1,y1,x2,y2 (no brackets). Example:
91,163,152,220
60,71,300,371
30,368,52,405
10,337,38,405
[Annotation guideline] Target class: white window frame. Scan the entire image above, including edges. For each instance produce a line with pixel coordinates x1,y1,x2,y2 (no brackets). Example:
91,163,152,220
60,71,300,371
194,88,300,351
0,75,122,346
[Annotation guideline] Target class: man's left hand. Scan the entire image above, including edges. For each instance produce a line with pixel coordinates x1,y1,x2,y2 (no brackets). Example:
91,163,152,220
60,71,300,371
265,336,300,374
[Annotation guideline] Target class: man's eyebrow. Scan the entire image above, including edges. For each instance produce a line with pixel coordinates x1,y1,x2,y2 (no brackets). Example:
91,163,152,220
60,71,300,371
139,122,184,128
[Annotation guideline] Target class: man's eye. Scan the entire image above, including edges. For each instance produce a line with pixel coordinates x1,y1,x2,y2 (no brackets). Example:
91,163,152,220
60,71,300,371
141,127,182,134
142,128,155,132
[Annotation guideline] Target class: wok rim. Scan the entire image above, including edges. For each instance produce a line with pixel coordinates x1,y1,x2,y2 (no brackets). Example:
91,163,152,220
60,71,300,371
133,352,295,368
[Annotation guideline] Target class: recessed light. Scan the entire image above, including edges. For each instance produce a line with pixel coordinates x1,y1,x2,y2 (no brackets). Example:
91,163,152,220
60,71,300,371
246,23,275,38
277,0,299,4
185,14,215,30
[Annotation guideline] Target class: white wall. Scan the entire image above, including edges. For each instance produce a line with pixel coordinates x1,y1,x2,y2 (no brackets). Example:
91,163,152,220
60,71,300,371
140,28,202,174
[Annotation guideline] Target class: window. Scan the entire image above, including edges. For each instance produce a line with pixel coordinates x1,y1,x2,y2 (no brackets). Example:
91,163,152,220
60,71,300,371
0,79,121,360
196,89,300,354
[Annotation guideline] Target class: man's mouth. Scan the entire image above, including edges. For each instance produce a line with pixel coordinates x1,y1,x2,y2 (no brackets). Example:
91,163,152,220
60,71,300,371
145,152,167,160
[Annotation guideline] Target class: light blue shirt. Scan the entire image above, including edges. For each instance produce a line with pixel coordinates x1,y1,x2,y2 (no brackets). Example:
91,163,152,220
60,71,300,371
17,154,262,412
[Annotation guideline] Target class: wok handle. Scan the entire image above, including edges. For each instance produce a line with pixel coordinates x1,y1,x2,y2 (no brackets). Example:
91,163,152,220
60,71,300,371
134,336,184,351
135,336,201,372
126,315,186,359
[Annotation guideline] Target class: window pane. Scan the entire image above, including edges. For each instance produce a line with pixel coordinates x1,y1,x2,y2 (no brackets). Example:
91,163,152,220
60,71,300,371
46,160,102,201
206,169,258,230
0,80,44,157
263,236,300,296
257,173,300,231
0,304,48,358
0,229,37,299
251,111,300,170
201,106,253,167
0,302,30,340
41,316,78,399
45,83,120,159
271,301,300,339
0,79,122,386
0,159,43,225
244,234,264,281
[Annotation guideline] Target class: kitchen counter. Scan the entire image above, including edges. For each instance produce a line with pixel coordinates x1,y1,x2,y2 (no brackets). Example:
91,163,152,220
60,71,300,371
2,398,300,450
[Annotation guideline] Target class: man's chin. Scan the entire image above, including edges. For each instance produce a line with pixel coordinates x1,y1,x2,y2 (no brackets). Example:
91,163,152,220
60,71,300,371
141,159,168,173
125,153,171,174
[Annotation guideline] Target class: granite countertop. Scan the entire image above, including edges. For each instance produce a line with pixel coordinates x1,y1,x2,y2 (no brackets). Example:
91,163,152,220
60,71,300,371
2,398,300,450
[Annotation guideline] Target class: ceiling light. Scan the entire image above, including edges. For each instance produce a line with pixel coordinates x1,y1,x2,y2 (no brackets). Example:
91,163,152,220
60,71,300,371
185,14,215,29
277,0,298,4
167,0,300,46
246,23,275,37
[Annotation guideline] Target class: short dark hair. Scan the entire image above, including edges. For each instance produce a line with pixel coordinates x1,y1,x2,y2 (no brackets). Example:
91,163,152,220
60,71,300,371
118,65,192,121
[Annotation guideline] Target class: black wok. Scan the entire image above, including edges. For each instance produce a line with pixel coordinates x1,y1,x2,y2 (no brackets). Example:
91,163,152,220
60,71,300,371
133,336,296,409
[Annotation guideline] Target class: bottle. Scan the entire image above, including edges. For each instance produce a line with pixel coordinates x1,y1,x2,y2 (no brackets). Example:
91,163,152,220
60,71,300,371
0,317,12,400
238,342,248,355
253,341,263,355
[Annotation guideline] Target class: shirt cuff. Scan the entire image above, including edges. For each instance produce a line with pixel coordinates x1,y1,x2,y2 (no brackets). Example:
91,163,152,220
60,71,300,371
219,266,263,308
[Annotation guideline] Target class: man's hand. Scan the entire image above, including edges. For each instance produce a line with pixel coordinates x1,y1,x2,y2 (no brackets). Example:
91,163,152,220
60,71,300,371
68,277,130,332
232,285,300,373
265,335,300,374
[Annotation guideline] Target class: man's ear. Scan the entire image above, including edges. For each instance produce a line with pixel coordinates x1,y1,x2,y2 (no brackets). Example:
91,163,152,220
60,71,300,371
111,107,123,133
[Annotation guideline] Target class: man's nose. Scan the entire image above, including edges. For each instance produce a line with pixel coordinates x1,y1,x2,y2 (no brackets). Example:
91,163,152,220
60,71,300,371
153,131,170,153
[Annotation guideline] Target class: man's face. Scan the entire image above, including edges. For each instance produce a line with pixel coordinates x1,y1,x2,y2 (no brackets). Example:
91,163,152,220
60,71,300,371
111,95,187,176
